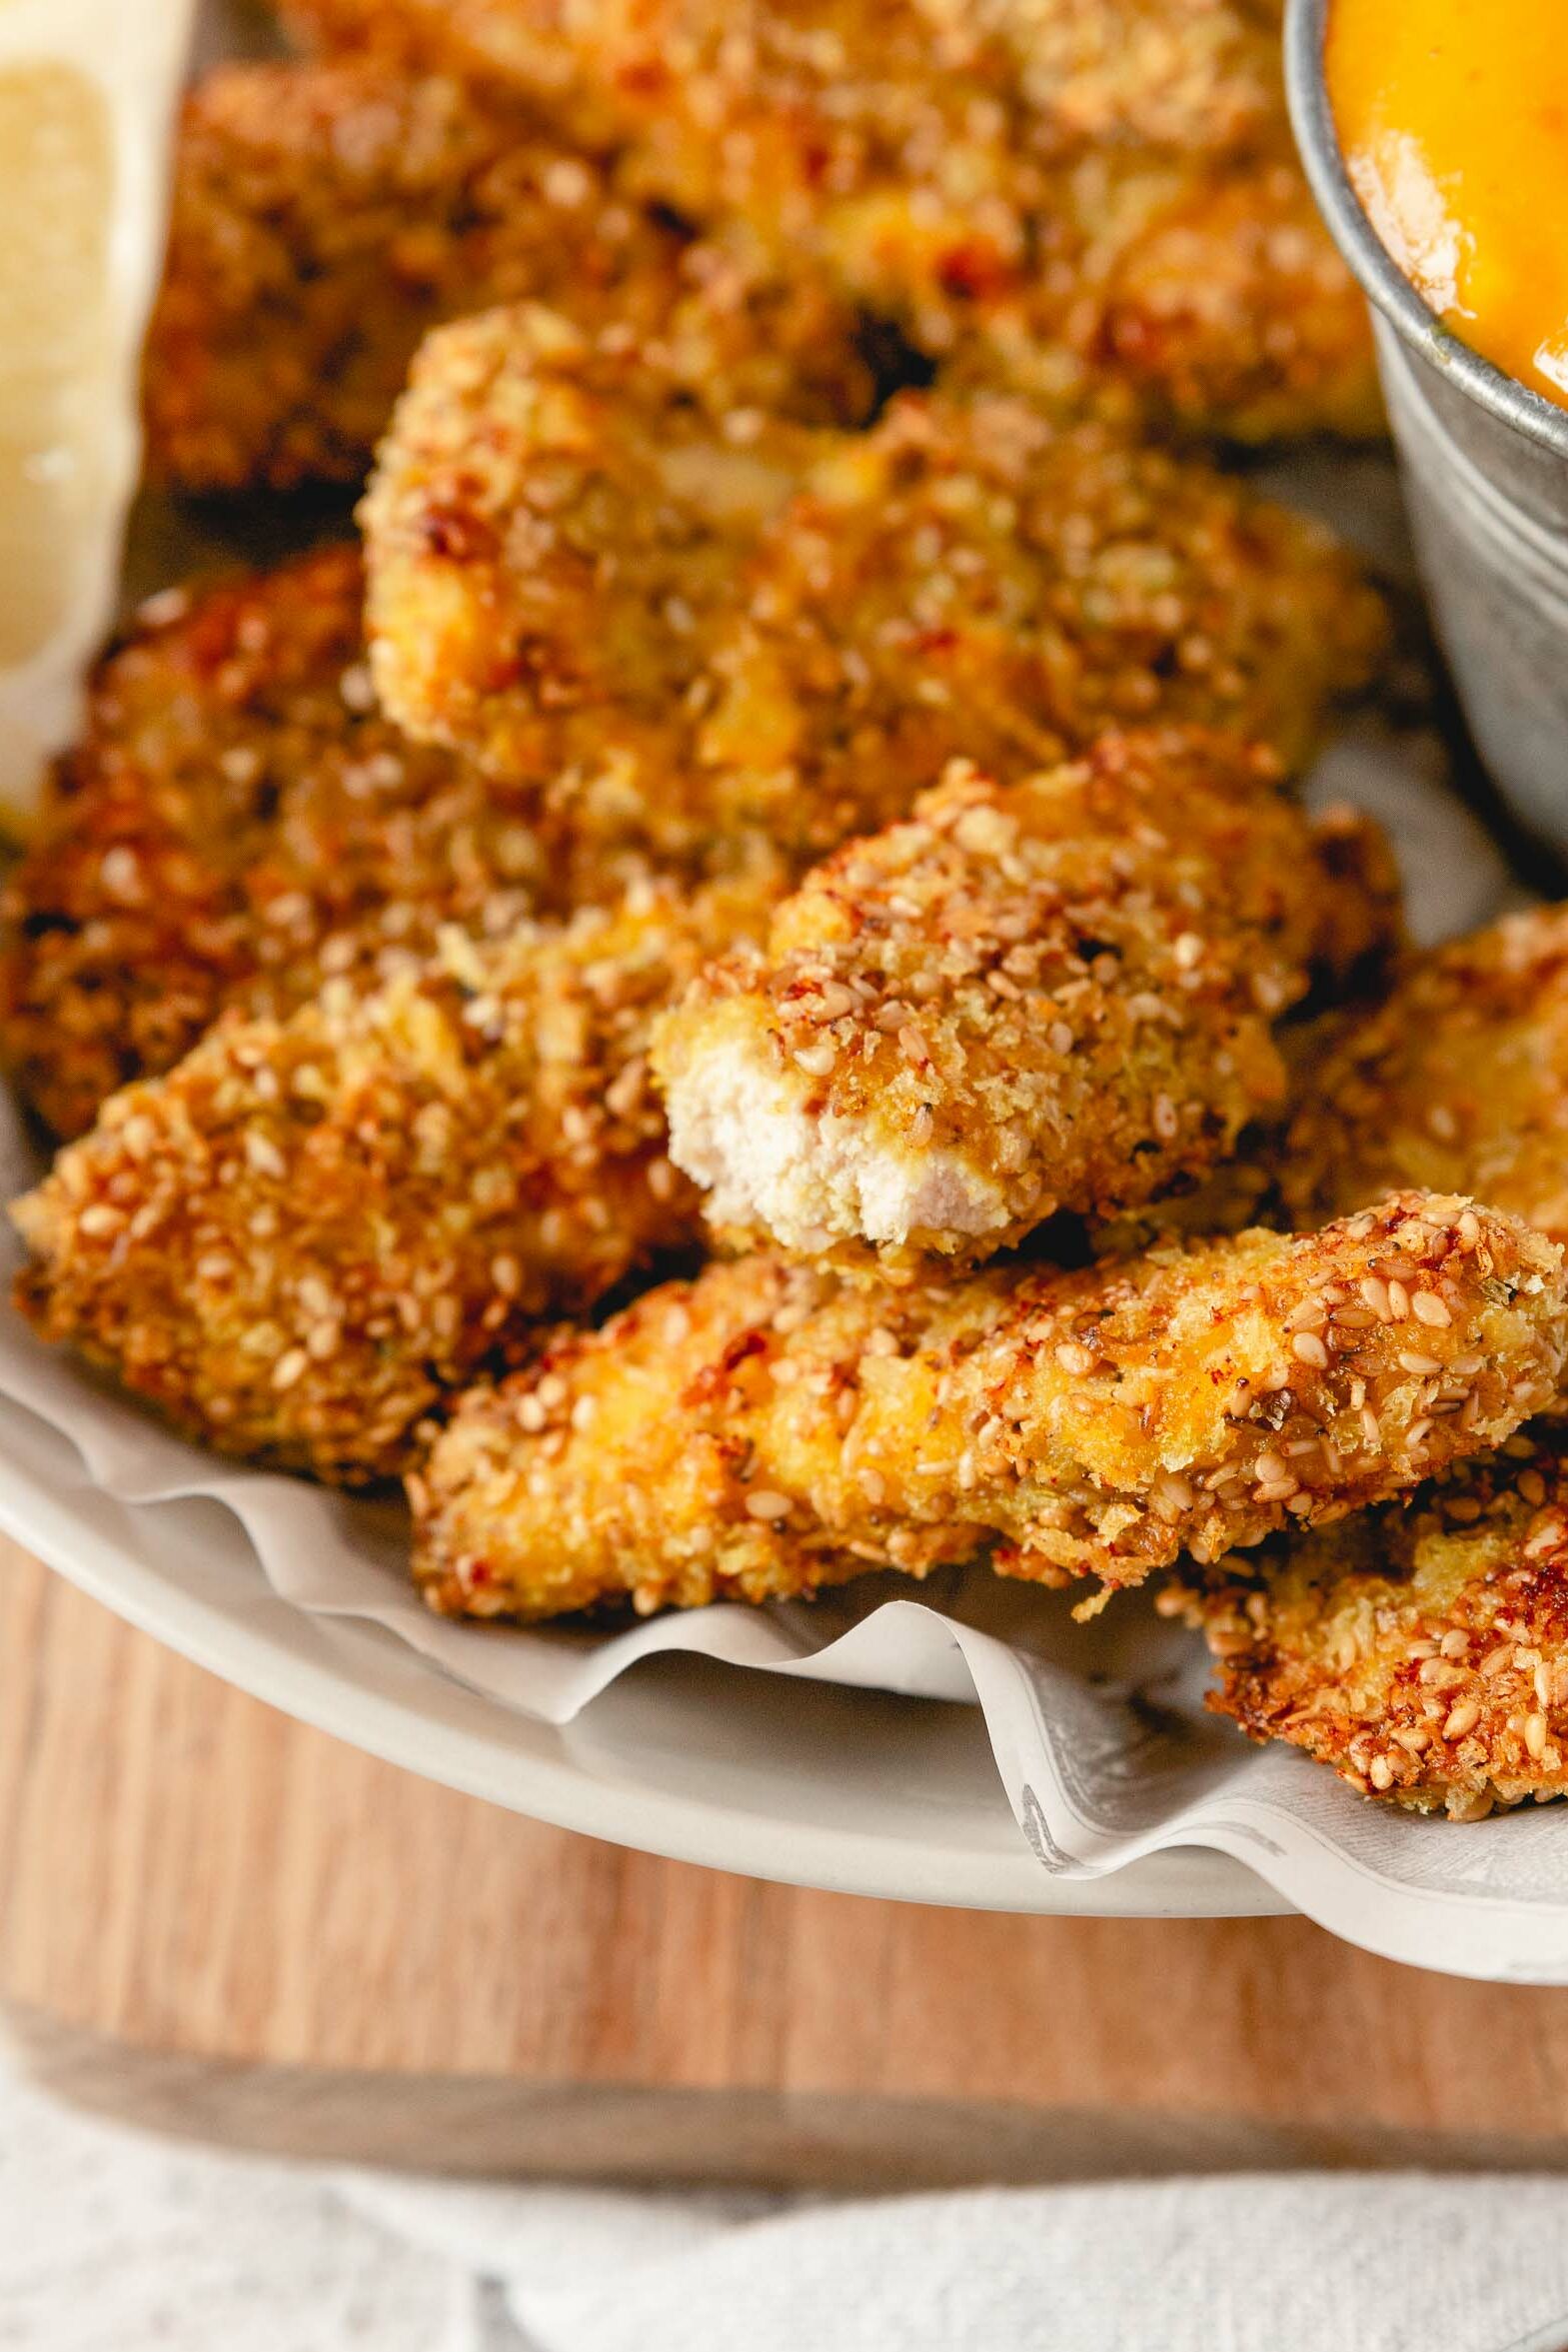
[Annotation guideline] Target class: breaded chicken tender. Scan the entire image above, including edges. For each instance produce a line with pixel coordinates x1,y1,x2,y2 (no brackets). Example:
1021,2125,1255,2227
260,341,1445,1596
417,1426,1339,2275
1280,908,1568,1246
409,1192,1568,1621
143,61,873,494
12,878,770,1483
363,308,1386,861
655,732,1401,1264
0,545,733,1142
281,0,1377,442
1172,1427,1568,1818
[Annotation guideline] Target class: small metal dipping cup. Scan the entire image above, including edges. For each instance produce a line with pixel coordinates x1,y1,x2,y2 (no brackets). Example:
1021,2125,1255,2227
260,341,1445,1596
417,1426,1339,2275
1286,0,1568,855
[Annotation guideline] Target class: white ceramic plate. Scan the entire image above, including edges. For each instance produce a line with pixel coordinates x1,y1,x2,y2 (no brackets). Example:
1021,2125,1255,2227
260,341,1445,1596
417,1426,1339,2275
0,1384,1284,1918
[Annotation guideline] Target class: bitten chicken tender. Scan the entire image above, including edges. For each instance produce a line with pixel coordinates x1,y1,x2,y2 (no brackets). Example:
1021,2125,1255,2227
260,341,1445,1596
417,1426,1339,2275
409,1192,1568,1621
655,732,1401,1264
143,60,874,493
281,0,1378,443
12,878,771,1483
0,545,732,1142
1172,1427,1568,1818
363,306,1386,861
1280,907,1568,1246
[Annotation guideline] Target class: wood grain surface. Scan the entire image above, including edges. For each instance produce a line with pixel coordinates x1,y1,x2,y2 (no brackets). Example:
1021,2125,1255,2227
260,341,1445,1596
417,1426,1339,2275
8,1538,1568,2178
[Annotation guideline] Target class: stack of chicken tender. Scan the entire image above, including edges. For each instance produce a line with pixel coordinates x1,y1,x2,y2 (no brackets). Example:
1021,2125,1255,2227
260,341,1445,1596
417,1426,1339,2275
7,0,1568,1824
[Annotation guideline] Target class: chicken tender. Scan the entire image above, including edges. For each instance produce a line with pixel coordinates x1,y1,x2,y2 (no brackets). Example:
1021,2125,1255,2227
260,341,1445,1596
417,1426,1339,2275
144,60,874,494
1171,1426,1568,1818
12,878,770,1484
363,307,1386,862
655,733,1401,1265
0,545,729,1141
281,0,1377,443
1280,907,1568,1246
409,1192,1567,1621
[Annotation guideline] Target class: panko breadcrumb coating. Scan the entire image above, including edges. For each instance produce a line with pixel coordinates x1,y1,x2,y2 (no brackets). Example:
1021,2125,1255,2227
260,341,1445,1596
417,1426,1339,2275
281,0,1377,443
1171,1427,1568,1818
143,60,874,494
363,306,1386,860
12,877,771,1483
0,545,743,1142
409,1192,1568,1622
655,732,1401,1264
1280,908,1568,1246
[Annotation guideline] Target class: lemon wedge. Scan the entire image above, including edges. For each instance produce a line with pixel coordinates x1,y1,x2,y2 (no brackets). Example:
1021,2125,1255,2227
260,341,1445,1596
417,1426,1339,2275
0,0,194,830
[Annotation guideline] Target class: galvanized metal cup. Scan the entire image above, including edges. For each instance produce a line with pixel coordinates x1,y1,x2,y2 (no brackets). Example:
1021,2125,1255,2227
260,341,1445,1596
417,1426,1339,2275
1286,0,1568,853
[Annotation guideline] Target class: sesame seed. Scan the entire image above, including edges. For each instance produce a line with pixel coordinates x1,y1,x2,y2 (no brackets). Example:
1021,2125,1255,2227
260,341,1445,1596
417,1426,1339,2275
1291,1331,1329,1368
272,1347,309,1391
1411,1291,1452,1327
1055,1341,1095,1375
1443,1700,1480,1740
745,1489,791,1521
1396,1351,1443,1377
1527,1713,1550,1759
245,1131,287,1179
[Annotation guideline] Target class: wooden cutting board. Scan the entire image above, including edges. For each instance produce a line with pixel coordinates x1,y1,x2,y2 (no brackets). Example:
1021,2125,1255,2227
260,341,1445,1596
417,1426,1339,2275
8,1536,1568,2182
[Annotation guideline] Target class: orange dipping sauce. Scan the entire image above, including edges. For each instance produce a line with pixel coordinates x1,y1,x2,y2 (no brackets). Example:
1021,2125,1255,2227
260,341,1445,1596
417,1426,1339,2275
1327,0,1568,411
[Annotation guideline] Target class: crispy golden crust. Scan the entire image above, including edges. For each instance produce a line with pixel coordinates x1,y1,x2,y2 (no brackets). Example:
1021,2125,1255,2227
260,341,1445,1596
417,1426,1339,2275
1280,908,1568,1247
278,0,631,147
364,308,1385,861
1071,161,1383,445
282,0,1376,442
12,878,771,1484
144,62,675,492
0,544,736,1142
143,60,874,494
654,733,1401,1265
1171,1426,1568,1818
409,1193,1568,1621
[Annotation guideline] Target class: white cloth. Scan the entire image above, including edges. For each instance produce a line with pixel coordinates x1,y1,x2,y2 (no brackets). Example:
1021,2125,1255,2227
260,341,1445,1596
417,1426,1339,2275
5,2066,1568,2352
